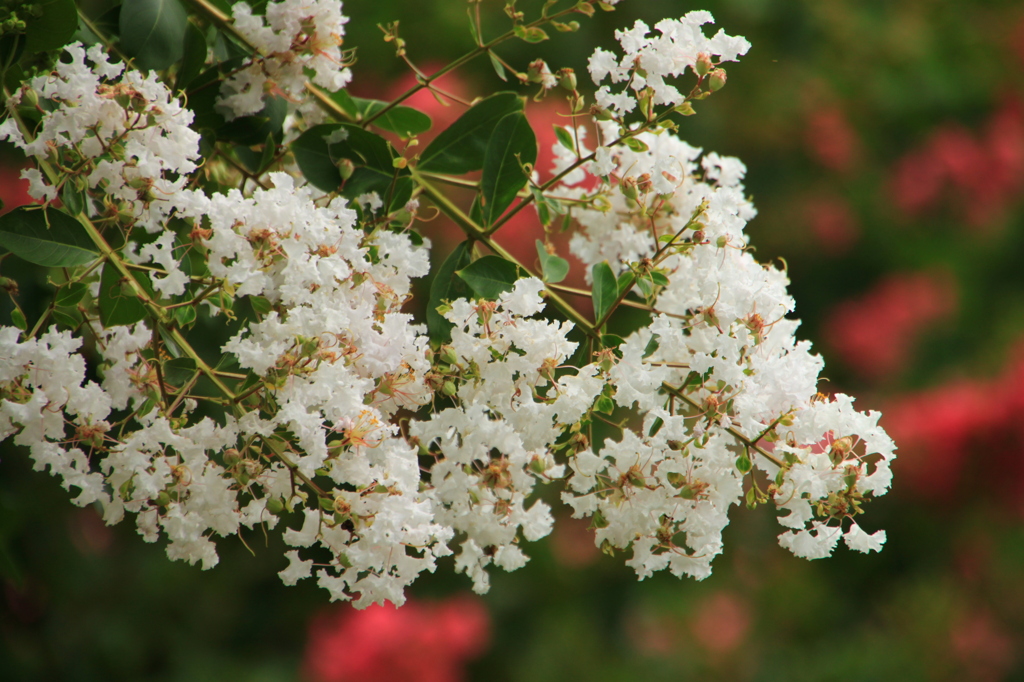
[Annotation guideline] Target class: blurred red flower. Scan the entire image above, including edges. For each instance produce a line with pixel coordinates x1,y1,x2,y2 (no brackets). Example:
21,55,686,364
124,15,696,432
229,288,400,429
303,595,490,682
824,270,956,381
889,98,1024,227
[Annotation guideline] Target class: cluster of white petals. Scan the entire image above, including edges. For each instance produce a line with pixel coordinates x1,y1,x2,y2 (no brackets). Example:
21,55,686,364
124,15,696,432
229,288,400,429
0,6,897,609
549,85,893,578
218,0,352,122
412,280,604,592
588,11,749,115
0,43,201,232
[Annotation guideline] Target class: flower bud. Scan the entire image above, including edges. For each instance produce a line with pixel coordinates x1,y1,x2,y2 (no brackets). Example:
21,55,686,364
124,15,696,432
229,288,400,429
709,68,727,92
620,176,639,203
695,53,713,77
223,448,242,467
338,158,355,180
440,345,459,366
556,67,577,92
265,496,285,515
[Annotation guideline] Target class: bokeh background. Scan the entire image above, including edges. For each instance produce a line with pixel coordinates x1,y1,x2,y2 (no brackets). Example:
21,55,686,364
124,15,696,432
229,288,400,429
4,0,1024,679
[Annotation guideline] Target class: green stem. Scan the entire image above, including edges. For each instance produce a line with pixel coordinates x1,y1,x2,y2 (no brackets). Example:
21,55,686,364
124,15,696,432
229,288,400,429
363,5,584,127
547,282,652,311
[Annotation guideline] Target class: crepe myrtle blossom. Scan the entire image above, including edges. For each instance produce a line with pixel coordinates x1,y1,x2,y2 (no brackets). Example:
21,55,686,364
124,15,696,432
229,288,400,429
218,0,352,122
588,11,750,115
0,3,894,609
0,42,201,234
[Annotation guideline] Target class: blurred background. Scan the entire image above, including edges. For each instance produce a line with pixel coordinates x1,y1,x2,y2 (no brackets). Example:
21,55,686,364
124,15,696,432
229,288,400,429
4,0,1024,679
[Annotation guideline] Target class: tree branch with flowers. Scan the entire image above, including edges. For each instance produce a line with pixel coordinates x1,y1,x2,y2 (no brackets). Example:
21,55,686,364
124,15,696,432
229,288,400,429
0,0,894,608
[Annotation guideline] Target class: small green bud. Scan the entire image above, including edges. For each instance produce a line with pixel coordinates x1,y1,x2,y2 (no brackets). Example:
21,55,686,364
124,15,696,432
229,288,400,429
338,158,356,180
620,176,639,203
695,53,713,77
709,68,727,92
440,345,459,366
442,380,457,396
557,67,577,92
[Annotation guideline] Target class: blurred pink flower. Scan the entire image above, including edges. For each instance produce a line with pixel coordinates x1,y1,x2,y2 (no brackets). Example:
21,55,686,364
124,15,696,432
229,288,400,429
303,595,490,682
0,163,32,216
804,194,859,254
885,341,1024,504
804,106,860,173
889,99,1024,227
824,271,956,381
689,590,751,656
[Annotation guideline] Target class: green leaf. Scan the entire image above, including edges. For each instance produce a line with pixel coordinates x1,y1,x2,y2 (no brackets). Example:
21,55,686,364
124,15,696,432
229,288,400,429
98,261,154,328
292,124,344,192
554,125,575,152
175,21,207,91
642,334,659,359
55,282,87,307
591,261,617,325
0,207,99,267
60,180,85,217
647,416,664,437
249,295,273,316
292,123,411,210
456,255,526,300
467,10,480,45
24,0,78,53
174,304,196,328
600,333,624,349
329,88,359,118
258,132,278,173
119,0,188,71
488,51,507,82
51,307,81,329
535,240,569,284
736,453,752,474
428,242,473,343
513,25,549,43
162,357,197,387
9,307,26,331
418,92,524,174
481,113,537,225
353,98,432,138
624,137,649,153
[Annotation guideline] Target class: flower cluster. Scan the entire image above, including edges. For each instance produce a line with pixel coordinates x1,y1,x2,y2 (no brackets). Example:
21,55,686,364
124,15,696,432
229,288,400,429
0,3,896,610
0,42,201,232
545,29,894,575
218,0,352,122
587,11,750,116
412,280,603,592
